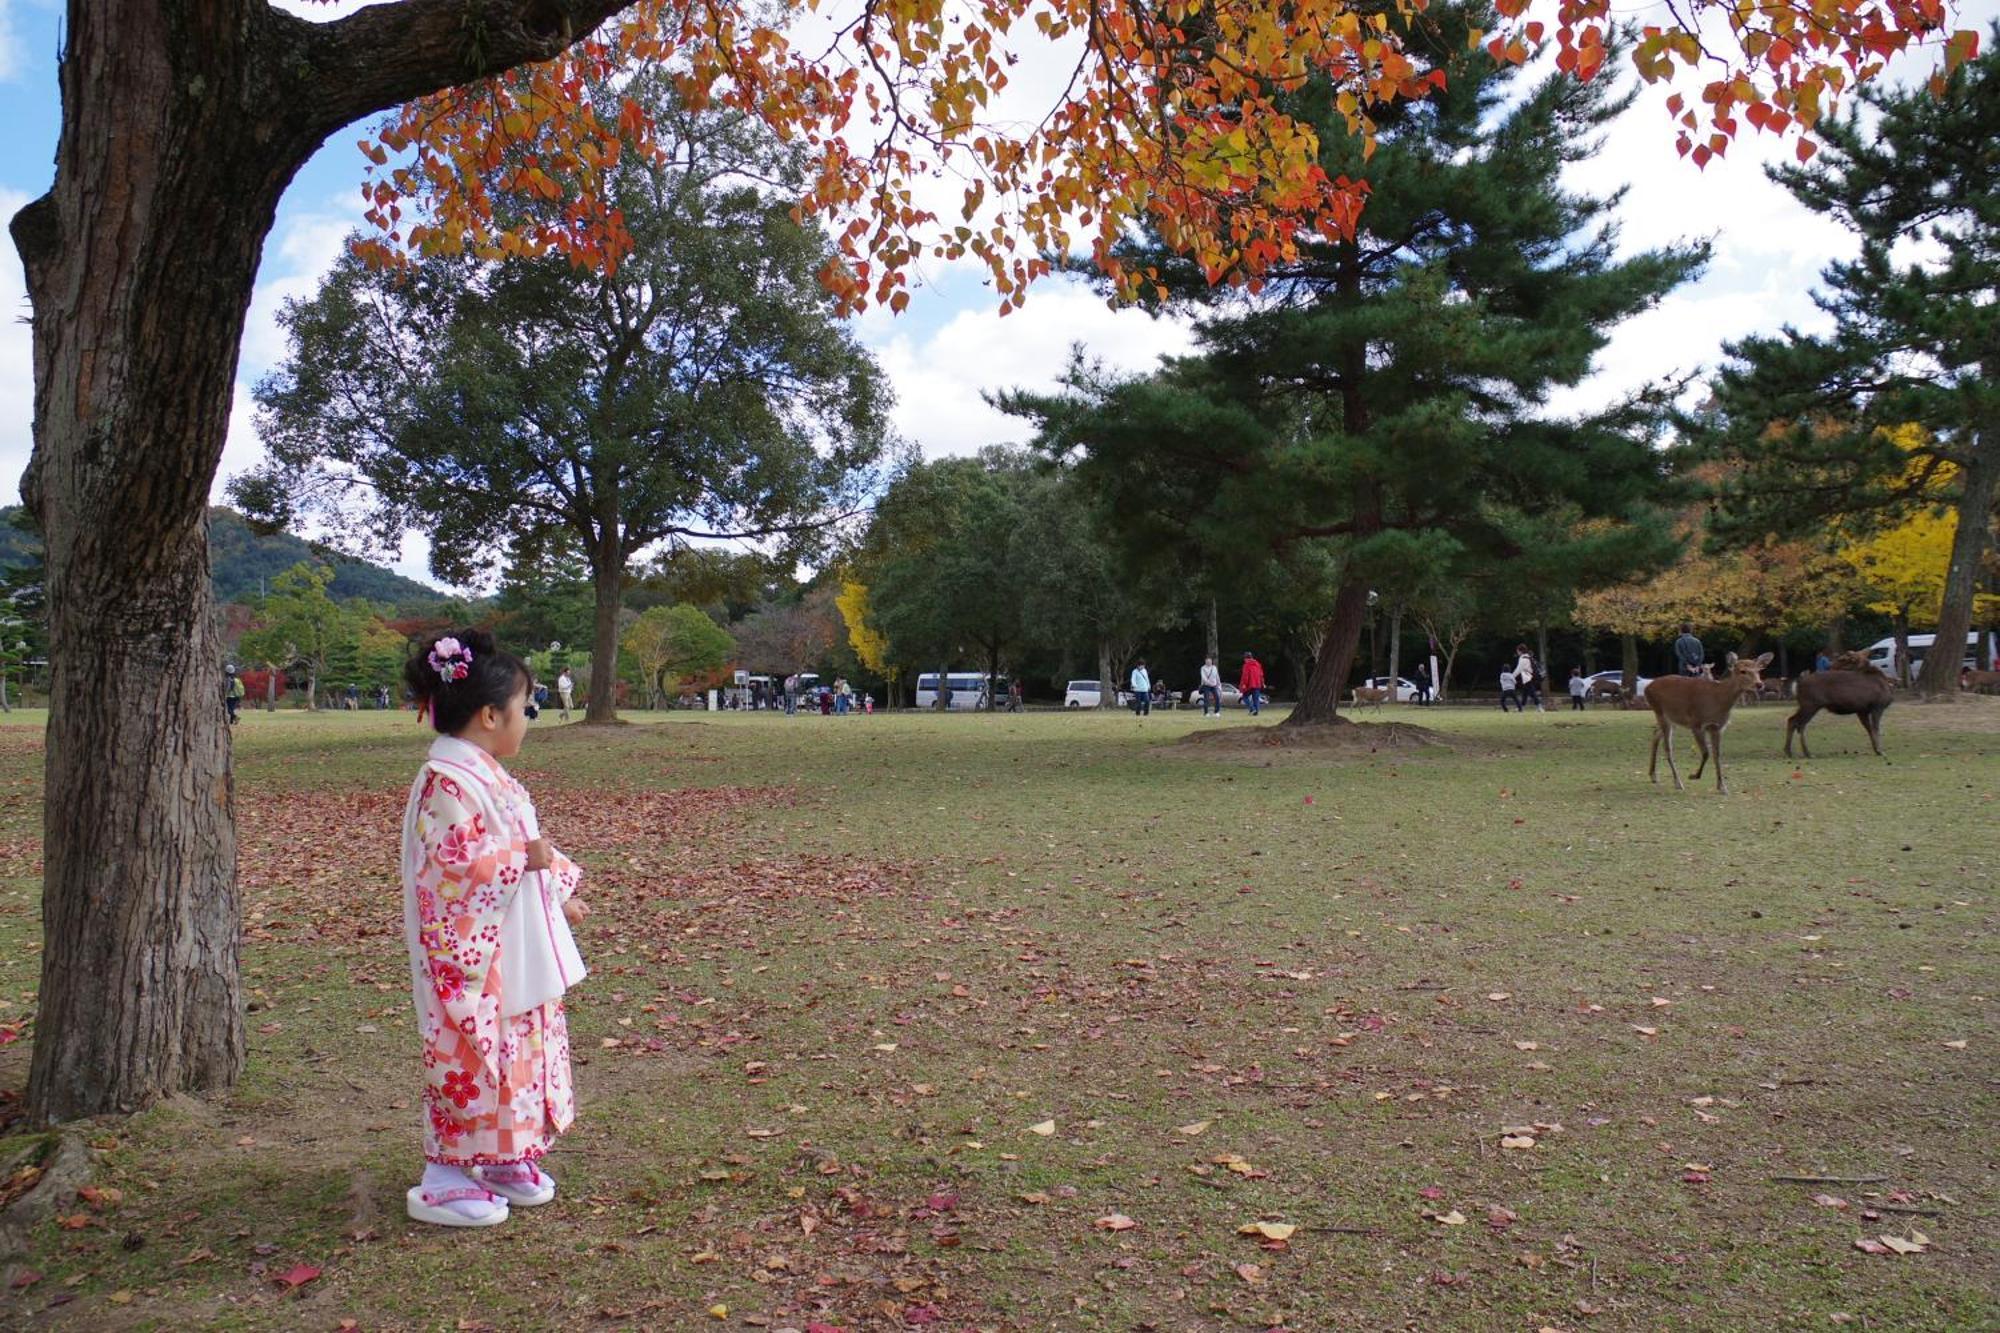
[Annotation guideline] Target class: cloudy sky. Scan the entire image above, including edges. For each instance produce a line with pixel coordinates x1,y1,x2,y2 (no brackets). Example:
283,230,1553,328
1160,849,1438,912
0,0,1990,586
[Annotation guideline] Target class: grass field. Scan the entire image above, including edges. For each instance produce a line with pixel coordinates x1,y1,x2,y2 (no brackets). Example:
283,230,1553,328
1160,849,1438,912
0,698,1994,1331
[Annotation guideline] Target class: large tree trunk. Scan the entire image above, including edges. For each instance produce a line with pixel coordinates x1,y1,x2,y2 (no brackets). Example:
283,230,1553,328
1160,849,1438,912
1620,633,1639,695
1386,604,1402,700
585,540,624,724
12,0,628,1125
1284,582,1371,727
1916,432,1996,696
1097,639,1116,709
1205,596,1219,661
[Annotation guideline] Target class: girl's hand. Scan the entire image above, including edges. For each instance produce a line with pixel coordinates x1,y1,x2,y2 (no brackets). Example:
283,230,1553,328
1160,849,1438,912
525,837,553,871
562,897,591,925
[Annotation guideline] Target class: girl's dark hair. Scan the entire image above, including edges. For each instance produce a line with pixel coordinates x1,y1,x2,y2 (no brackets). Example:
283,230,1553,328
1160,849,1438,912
403,628,532,735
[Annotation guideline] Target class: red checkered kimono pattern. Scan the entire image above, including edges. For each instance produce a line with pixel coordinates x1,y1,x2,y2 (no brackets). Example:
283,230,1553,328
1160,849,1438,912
402,739,583,1166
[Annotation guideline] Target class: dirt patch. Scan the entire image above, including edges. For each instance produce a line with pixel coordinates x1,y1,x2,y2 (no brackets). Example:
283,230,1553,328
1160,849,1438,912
1153,716,1479,763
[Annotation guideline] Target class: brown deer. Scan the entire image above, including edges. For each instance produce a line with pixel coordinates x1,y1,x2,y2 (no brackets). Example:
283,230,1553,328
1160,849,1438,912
1786,655,1894,760
1350,685,1390,709
1645,652,1773,793
1961,668,2000,696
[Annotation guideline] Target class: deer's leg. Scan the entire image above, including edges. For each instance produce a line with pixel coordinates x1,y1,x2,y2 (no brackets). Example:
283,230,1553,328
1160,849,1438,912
1661,724,1684,791
1787,705,1815,759
1689,727,1711,781
1649,722,1663,783
1864,707,1887,760
1711,725,1727,794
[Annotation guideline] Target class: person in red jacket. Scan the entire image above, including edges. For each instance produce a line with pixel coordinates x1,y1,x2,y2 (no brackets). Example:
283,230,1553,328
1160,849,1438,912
1238,651,1267,717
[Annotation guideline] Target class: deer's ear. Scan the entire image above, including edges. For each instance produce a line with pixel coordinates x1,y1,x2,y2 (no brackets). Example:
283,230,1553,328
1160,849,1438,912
1755,652,1774,667
1726,651,1739,667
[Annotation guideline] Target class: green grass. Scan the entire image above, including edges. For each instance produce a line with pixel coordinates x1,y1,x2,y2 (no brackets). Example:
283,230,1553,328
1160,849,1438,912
0,700,1994,1330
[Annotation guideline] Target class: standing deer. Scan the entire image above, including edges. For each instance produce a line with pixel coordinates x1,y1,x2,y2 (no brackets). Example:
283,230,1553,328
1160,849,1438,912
1786,654,1894,759
1645,652,1773,793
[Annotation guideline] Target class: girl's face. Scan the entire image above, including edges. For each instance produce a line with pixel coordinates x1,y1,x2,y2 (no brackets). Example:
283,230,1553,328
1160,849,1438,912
465,679,533,759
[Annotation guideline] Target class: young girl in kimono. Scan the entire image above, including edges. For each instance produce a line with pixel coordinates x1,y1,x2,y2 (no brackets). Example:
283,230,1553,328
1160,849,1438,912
399,630,590,1227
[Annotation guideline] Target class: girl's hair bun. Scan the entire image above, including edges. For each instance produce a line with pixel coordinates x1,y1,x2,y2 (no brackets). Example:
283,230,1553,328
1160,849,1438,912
402,628,530,734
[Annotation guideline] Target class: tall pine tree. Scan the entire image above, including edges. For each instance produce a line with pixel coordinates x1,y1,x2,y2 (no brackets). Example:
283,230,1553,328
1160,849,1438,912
1694,28,1999,689
1004,4,1701,723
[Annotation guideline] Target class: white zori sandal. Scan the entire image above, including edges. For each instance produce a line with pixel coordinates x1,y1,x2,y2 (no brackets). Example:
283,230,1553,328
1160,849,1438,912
473,1162,557,1207
405,1183,510,1228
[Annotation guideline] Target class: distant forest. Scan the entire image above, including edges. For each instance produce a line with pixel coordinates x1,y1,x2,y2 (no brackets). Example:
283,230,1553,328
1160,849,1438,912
0,506,445,607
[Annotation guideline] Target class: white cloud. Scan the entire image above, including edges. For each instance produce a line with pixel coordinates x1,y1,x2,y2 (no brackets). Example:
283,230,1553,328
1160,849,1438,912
859,274,1194,458
0,2,24,85
0,186,34,508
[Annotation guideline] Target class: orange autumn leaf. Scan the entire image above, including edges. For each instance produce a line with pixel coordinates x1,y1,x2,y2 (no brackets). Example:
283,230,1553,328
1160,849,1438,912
344,0,1972,312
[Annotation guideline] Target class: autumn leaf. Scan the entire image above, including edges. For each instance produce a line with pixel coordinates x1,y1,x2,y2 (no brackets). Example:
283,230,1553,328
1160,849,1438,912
273,1264,321,1290
1175,1120,1212,1136
1095,1213,1137,1231
1234,1261,1265,1283
1238,1221,1297,1240
1026,1120,1056,1136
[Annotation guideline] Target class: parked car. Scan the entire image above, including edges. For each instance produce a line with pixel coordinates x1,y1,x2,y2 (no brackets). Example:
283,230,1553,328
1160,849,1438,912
1063,679,1108,708
1182,682,1244,709
1357,675,1423,703
1583,669,1651,700
1862,631,1997,678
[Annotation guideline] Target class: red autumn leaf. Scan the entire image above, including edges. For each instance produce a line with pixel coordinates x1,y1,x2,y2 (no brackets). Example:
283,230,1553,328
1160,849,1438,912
273,1264,321,1290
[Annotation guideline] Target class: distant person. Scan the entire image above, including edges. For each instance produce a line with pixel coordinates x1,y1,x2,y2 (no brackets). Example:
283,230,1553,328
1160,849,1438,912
1414,663,1431,706
1568,666,1588,711
1499,665,1518,712
939,677,954,711
1197,655,1222,717
1129,659,1152,717
1513,644,1543,713
1673,622,1705,677
379,684,393,710
557,668,575,720
1007,679,1023,713
1814,649,1832,674
346,681,361,711
1238,651,1266,717
224,666,244,725
835,678,853,715
783,673,799,715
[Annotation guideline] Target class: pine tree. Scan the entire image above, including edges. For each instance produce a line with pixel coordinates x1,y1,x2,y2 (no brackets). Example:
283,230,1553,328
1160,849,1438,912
1697,28,2000,689
1004,3,1702,724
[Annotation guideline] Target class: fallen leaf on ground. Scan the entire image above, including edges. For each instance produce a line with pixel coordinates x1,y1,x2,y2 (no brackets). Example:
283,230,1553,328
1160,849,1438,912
1175,1120,1211,1136
1095,1213,1137,1231
1238,1221,1296,1240
1501,1135,1536,1150
273,1264,321,1290
1234,1262,1264,1283
1027,1120,1055,1136
1432,1210,1467,1226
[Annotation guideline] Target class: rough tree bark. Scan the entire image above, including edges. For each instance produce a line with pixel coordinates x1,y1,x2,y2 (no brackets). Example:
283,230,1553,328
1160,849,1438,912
13,0,628,1125
1284,581,1372,726
1915,430,1995,697
585,527,625,724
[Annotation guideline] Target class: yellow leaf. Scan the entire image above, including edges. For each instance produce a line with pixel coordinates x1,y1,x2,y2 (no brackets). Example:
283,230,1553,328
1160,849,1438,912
1175,1120,1212,1136
1027,1120,1056,1136
1237,1221,1296,1240
1435,1210,1467,1225
1095,1213,1137,1231
1501,1135,1537,1150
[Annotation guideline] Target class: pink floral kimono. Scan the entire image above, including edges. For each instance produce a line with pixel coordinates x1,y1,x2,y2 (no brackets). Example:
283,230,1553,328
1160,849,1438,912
401,736,585,1166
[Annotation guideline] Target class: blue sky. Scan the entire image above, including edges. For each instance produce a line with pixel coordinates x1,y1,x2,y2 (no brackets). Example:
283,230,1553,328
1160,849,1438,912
2,0,1993,585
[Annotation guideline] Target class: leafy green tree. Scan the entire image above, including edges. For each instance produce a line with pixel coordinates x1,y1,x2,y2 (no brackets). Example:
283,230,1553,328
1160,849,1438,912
1005,6,1699,724
623,604,735,708
1694,31,2000,693
237,565,364,710
866,452,1044,709
241,75,888,725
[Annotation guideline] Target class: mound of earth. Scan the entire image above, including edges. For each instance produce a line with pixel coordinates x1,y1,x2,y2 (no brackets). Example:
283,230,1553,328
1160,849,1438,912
1154,716,1470,762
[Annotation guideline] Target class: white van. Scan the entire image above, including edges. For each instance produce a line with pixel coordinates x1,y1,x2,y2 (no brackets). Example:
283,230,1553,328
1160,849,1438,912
916,672,996,710
1063,679,1107,708
1863,631,1996,677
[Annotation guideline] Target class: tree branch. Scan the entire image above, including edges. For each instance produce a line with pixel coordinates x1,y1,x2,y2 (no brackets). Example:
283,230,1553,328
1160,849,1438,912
304,0,633,132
